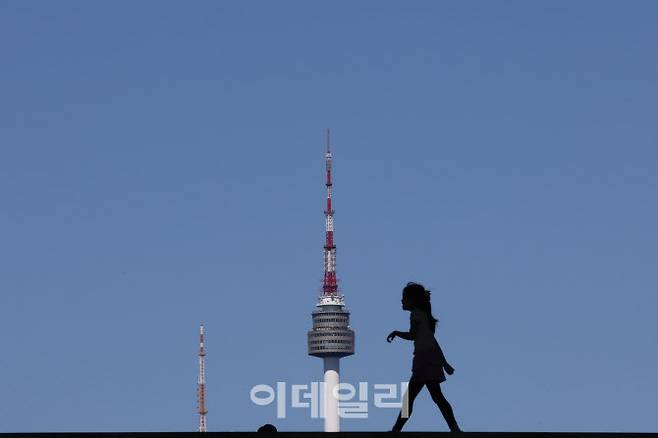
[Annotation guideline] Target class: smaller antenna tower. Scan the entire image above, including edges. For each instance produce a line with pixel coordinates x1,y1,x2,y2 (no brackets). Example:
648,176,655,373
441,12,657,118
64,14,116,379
197,324,208,432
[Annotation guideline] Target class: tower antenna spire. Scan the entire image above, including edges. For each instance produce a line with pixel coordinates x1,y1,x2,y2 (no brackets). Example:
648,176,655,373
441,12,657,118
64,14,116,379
197,324,207,432
323,128,337,296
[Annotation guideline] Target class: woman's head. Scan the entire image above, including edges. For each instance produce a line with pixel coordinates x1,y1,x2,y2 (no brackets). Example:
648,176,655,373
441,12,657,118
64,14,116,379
401,282,438,332
401,282,429,309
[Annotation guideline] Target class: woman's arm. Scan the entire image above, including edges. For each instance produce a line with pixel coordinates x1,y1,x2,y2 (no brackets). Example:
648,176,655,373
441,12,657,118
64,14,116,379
387,312,418,342
387,330,414,342
394,330,414,340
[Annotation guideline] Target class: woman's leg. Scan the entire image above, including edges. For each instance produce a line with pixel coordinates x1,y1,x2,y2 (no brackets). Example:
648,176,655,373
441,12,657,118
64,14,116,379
391,376,424,431
425,380,461,432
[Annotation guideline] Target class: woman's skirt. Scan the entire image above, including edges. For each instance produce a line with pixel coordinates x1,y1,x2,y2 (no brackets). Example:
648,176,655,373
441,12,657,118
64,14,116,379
411,350,446,383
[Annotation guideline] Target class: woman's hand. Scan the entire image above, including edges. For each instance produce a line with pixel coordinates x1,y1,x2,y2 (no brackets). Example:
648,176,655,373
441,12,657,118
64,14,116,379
386,331,399,343
443,362,455,375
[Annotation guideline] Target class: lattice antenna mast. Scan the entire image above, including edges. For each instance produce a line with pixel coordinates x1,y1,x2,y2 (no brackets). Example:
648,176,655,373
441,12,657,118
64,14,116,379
323,128,339,298
197,324,207,432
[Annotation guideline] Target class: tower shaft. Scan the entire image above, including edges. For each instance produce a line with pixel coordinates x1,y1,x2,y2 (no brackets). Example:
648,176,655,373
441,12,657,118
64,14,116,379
323,357,340,432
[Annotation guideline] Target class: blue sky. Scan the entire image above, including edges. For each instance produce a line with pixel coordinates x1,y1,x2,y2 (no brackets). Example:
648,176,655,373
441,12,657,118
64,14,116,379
1,1,657,432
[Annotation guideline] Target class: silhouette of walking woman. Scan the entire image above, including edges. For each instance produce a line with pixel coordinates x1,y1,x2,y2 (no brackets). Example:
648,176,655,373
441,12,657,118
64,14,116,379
387,282,461,432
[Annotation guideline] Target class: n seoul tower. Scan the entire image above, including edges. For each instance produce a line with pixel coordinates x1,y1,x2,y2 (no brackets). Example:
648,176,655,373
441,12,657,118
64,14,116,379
307,129,355,432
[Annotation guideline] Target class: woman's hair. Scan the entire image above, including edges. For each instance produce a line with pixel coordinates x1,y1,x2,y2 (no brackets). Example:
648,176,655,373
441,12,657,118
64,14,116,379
403,282,438,332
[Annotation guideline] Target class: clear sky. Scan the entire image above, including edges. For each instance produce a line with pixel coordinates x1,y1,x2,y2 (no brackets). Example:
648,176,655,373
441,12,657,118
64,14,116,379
1,1,657,433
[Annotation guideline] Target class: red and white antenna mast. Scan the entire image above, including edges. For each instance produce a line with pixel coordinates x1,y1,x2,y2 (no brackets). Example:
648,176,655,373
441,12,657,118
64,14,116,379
322,128,340,302
197,324,208,432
